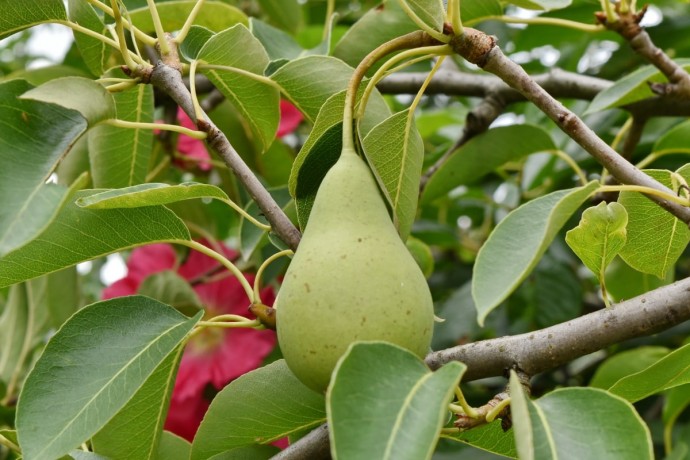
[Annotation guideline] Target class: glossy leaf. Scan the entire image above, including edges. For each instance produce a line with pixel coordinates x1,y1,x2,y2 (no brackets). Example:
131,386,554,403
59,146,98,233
0,0,66,39
128,1,248,33
403,0,445,32
510,371,653,460
587,59,690,114
618,168,690,279
92,348,182,460
198,24,279,153
76,182,228,209
0,79,87,257
271,56,354,123
362,109,424,240
67,0,108,76
88,76,154,188
590,346,670,390
179,25,215,61
0,190,190,288
328,342,465,460
565,201,627,278
288,88,390,228
461,0,503,25
472,182,599,325
422,125,557,204
191,360,325,460
608,342,690,402
20,76,116,125
16,296,202,460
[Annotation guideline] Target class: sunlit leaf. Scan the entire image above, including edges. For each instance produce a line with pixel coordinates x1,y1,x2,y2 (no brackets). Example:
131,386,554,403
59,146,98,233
402,0,445,32
0,0,66,40
67,0,108,76
565,201,627,278
191,360,325,460
589,346,670,390
507,0,571,10
128,1,247,33
472,182,599,325
16,296,202,460
618,168,690,279
328,342,465,460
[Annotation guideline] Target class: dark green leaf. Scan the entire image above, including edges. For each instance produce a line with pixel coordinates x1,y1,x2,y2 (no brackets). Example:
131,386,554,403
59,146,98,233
0,190,190,288
590,346,670,390
16,296,202,460
179,25,215,61
0,79,87,257
257,0,302,34
67,0,108,76
441,421,516,458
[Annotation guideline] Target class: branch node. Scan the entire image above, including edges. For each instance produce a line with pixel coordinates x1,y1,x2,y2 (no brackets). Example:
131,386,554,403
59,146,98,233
449,28,496,67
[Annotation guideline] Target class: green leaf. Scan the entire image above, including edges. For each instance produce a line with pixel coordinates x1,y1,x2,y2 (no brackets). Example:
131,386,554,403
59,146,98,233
587,59,690,114
328,342,465,460
441,421,516,458
198,24,279,153
663,384,690,433
406,237,434,278
333,0,418,72
271,55,354,123
422,125,557,204
618,168,690,279
88,75,154,188
92,348,182,460
403,0,445,32
362,109,424,240
506,0,571,10
461,0,503,24
605,257,673,302
509,371,653,460
179,25,215,61
472,182,599,325
77,182,229,209
565,201,627,278
67,0,108,76
207,445,280,460
16,296,202,460
257,0,302,34
288,88,390,228
157,432,191,460
20,76,116,125
0,79,88,257
250,18,303,62
138,271,202,315
0,190,190,288
128,1,248,33
590,346,670,390
0,0,66,40
191,360,326,460
653,119,690,155
0,284,29,386
608,342,690,402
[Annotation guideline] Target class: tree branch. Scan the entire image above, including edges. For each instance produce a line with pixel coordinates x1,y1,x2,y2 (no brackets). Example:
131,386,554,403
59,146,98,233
147,63,302,250
448,29,690,225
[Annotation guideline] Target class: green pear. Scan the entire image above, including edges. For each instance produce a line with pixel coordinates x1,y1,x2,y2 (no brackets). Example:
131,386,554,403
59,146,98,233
276,147,434,392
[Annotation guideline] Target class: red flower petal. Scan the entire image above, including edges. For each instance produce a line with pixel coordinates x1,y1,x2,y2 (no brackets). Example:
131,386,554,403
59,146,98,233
277,100,303,137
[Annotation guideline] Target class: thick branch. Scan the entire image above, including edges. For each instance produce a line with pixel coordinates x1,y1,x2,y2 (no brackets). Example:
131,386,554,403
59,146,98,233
147,64,302,250
426,276,690,378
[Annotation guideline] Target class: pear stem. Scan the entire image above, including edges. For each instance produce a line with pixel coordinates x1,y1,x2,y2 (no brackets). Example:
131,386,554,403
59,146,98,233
342,31,444,153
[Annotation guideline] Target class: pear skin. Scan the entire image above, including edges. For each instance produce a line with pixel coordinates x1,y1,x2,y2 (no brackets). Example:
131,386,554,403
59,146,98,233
276,148,434,392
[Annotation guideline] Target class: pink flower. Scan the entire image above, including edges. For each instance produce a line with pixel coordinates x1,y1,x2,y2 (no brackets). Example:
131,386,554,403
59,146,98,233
277,100,303,137
102,242,276,441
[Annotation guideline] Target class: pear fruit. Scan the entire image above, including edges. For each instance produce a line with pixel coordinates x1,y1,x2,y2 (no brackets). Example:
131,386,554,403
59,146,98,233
276,147,434,392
